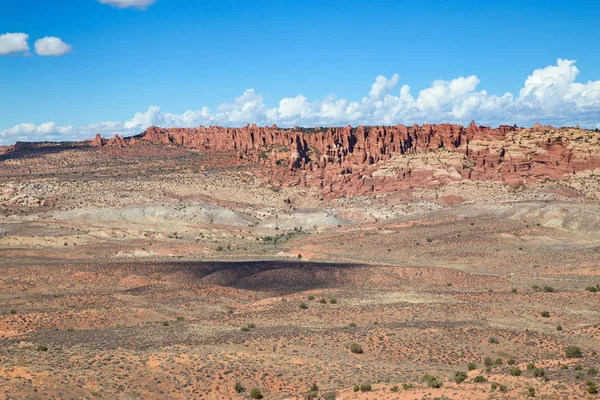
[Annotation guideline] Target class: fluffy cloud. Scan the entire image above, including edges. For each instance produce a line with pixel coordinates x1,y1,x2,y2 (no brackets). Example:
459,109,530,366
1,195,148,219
0,32,29,55
2,58,599,145
34,37,72,56
97,0,156,9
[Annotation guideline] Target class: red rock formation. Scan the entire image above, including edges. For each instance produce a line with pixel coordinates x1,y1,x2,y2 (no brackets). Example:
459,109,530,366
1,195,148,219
80,123,600,197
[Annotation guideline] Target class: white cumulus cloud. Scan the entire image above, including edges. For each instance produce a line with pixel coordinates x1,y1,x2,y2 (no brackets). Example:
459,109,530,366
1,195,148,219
2,58,599,145
34,37,72,56
0,32,29,55
97,0,156,9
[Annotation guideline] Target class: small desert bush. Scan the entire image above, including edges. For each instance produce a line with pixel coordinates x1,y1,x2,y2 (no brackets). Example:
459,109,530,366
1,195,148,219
402,383,413,389
307,295,315,301
319,298,327,304
453,371,468,384
488,337,499,344
507,359,515,365
510,367,522,376
329,298,337,304
234,382,245,393
36,345,48,352
299,302,308,309
484,357,494,367
249,388,263,399
467,362,477,371
473,375,487,383
565,345,583,358
527,386,535,397
350,343,363,354
540,311,550,318
390,385,399,392
359,383,371,392
423,374,442,388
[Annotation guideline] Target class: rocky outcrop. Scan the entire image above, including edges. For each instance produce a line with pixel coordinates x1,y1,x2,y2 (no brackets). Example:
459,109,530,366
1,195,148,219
85,123,600,197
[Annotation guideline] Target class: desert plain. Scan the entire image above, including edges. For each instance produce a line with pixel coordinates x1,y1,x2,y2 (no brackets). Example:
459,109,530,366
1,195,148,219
0,123,599,399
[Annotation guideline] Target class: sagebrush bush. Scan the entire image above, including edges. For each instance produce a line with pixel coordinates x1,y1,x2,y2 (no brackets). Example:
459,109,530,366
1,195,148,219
350,343,363,354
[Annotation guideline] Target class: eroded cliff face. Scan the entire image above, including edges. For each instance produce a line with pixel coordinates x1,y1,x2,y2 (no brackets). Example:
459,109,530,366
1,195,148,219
91,122,600,197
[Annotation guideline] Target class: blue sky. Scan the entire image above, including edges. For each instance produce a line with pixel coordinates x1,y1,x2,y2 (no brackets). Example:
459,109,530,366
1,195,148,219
1,0,599,144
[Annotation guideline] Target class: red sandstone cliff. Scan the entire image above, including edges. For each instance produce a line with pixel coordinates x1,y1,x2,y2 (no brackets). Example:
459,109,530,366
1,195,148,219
88,122,600,197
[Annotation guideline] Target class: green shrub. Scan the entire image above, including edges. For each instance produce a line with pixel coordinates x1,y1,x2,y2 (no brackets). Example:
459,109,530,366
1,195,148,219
347,322,357,328
453,371,468,384
234,382,245,393
323,392,336,400
574,364,583,371
556,324,562,331
319,298,327,304
467,362,477,371
533,368,545,378
585,286,597,292
587,381,598,394
488,337,499,344
249,388,263,399
507,359,516,365
329,298,337,304
510,367,521,376
540,311,550,318
402,383,413,389
575,372,584,379
310,383,319,392
543,286,554,292
350,343,363,354
494,358,503,366
527,386,535,397
560,364,568,370
565,346,583,358
353,385,359,392
299,302,308,309
36,345,48,352
297,254,302,259
423,374,442,388
307,295,315,301
390,385,399,392
588,368,598,375
240,326,250,332
359,383,371,392
527,362,536,370
499,384,508,392
484,357,494,367
473,375,487,383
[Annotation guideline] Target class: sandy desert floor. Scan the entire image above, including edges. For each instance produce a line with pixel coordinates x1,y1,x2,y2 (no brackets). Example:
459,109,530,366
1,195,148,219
1,144,599,399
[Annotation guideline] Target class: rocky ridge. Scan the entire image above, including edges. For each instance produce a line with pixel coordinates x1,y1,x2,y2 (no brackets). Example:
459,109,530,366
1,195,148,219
89,122,600,197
